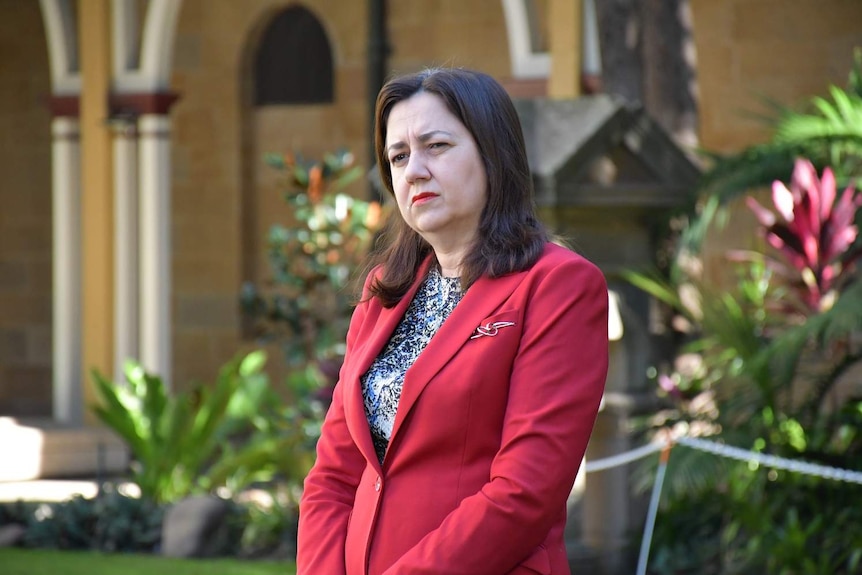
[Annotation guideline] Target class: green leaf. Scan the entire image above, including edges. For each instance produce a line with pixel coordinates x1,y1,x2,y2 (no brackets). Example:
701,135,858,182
239,350,267,377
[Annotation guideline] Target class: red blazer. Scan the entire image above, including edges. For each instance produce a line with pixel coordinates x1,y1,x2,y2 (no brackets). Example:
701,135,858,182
297,242,608,575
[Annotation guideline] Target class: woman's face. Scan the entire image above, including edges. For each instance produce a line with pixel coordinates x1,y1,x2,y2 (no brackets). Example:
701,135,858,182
384,91,488,251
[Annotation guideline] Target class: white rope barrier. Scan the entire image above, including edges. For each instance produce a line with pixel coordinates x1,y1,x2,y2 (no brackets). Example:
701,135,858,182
584,442,665,473
583,435,862,485
676,436,862,485
584,434,862,574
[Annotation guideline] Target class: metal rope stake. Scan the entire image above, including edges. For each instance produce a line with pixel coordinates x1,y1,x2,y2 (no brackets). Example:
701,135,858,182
636,444,672,575
579,433,862,573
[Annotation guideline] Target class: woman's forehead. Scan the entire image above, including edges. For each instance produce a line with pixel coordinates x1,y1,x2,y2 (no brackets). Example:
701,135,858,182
385,92,464,139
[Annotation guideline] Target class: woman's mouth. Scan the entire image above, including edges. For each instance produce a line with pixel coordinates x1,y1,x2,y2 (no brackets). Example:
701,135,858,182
412,192,438,205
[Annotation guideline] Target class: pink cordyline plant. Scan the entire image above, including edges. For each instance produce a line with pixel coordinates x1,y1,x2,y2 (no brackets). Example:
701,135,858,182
746,158,862,312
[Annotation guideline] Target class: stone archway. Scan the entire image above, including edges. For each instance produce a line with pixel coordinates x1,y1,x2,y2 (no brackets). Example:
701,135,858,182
238,4,340,297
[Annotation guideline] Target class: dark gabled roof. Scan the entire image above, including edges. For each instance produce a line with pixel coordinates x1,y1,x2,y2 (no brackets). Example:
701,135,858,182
513,95,702,208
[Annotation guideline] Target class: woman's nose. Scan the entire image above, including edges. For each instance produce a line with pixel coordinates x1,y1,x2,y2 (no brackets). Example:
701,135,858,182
404,152,430,183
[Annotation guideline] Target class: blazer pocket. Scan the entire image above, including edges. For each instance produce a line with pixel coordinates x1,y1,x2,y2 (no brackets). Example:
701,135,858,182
507,544,551,575
469,310,520,341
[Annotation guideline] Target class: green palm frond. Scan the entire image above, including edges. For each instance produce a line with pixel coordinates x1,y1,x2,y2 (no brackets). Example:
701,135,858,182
768,280,862,354
697,56,862,199
850,47,862,97
689,81,862,253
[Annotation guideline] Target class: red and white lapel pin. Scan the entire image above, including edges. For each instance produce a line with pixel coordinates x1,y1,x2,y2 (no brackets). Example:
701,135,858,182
470,321,516,340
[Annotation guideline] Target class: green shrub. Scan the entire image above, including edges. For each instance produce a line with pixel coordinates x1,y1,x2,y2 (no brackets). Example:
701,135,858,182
241,149,382,371
22,489,164,553
5,490,299,560
91,351,309,504
629,58,862,571
239,149,385,481
235,493,298,559
0,500,38,526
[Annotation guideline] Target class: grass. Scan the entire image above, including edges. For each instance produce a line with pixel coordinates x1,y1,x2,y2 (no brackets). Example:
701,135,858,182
0,548,296,575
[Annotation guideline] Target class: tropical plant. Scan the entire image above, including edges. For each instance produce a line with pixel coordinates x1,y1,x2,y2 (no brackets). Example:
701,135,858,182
628,162,862,574
91,351,310,504
240,150,384,451
698,48,862,205
241,149,382,371
743,159,862,313
666,49,862,259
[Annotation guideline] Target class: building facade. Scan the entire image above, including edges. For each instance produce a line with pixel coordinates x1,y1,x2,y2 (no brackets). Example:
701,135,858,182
2,0,862,571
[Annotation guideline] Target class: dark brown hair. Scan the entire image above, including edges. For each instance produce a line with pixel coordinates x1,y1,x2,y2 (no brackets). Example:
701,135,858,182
368,67,547,307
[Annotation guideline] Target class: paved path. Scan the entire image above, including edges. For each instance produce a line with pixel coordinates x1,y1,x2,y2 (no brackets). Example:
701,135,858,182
0,480,139,502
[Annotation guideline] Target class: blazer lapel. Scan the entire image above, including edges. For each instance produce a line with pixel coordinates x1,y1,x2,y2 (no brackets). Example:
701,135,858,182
342,257,433,468
388,269,527,445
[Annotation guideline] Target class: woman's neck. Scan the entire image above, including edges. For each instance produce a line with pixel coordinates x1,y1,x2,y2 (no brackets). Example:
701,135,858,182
426,234,474,278
433,249,465,278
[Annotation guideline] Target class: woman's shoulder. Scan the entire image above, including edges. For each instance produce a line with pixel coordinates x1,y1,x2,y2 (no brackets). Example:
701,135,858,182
520,242,607,302
533,241,604,277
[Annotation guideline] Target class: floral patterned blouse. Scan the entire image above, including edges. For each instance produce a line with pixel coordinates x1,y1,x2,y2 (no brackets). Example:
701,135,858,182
361,266,465,463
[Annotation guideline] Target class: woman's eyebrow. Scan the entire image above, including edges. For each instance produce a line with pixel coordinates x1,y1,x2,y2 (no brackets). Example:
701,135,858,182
418,130,453,142
386,130,454,155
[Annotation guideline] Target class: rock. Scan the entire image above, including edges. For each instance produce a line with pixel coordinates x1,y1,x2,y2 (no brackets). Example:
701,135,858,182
0,523,26,547
160,495,231,558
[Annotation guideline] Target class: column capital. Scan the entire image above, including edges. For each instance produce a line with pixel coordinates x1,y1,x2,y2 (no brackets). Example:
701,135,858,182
47,94,81,118
46,92,182,119
110,91,181,117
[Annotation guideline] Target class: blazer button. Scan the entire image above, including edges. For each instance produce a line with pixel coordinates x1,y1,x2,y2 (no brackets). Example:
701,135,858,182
374,477,381,492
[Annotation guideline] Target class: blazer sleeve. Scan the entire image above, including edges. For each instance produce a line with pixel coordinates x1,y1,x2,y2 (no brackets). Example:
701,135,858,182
296,278,374,575
383,256,609,575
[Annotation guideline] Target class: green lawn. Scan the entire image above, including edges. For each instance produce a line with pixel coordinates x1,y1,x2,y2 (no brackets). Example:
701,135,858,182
0,548,296,575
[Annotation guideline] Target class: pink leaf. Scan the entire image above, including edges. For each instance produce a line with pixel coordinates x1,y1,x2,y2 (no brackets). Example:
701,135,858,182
766,232,808,271
771,180,795,222
820,167,837,221
821,264,836,285
828,227,858,261
791,158,817,197
746,196,776,227
792,160,822,238
832,186,861,230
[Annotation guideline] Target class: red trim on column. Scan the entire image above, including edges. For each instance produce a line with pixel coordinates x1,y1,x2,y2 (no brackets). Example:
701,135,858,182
47,95,81,117
45,92,182,118
110,92,181,116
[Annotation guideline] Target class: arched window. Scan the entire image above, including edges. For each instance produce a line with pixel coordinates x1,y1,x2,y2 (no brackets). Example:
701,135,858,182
254,5,333,105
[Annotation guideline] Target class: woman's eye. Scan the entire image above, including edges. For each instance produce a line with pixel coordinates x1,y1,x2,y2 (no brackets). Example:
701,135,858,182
429,142,448,151
390,153,408,165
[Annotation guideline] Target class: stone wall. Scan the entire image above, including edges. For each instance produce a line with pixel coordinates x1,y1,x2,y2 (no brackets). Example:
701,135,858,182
170,0,511,388
1,0,860,413
691,0,862,288
0,0,52,416
692,0,862,153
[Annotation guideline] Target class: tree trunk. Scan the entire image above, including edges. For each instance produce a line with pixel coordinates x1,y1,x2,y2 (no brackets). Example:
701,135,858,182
596,0,699,147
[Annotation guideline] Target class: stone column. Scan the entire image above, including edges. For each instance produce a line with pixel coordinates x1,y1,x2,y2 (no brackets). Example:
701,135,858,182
50,114,82,424
113,120,139,384
138,113,173,386
79,0,115,421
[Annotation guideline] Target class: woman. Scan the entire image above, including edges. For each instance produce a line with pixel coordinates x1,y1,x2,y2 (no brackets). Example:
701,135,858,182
297,68,608,575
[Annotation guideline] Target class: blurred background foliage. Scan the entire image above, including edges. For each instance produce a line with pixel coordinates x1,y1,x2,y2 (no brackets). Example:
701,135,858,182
628,53,862,574
241,149,384,416
59,149,385,561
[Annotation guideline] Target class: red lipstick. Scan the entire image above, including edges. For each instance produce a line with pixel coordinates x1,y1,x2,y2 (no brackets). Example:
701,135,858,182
412,192,438,205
